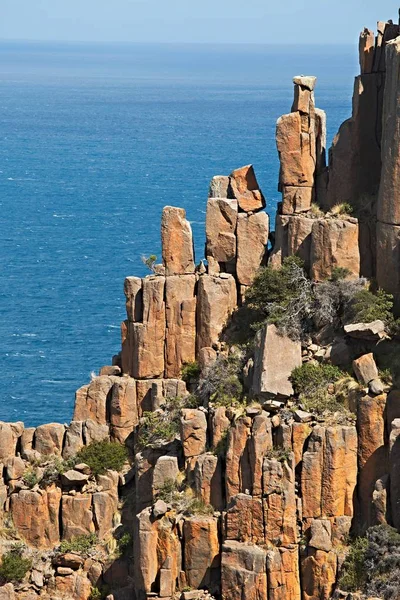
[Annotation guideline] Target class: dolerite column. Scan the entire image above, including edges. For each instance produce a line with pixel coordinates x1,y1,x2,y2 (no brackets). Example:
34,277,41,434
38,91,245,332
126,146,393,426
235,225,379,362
376,37,400,307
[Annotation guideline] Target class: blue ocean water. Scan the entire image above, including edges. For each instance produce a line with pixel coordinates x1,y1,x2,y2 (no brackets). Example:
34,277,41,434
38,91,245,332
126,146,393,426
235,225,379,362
0,42,358,426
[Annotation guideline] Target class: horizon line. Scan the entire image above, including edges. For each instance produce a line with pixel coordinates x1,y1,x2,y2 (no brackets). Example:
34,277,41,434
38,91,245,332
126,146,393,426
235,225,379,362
0,37,357,47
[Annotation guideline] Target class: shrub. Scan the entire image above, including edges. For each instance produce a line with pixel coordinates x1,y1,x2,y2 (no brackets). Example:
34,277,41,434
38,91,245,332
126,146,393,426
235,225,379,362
197,353,245,407
346,288,393,325
313,277,366,330
339,536,368,591
0,547,32,583
330,267,350,282
116,532,132,556
331,202,353,216
76,441,128,476
265,447,292,463
212,431,229,457
290,363,344,397
181,361,201,383
89,587,102,600
60,533,98,554
156,478,181,503
141,254,157,273
137,408,180,450
339,525,400,598
246,256,313,340
23,469,39,489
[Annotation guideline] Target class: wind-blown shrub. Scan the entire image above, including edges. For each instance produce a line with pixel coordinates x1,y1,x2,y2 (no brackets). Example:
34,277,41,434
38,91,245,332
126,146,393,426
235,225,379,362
76,440,128,475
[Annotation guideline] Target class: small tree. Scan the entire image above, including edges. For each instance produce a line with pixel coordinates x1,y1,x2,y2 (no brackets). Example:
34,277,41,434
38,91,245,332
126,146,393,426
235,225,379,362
141,254,157,273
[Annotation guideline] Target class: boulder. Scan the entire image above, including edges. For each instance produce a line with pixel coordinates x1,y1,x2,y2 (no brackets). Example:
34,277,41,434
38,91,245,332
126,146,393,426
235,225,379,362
344,320,385,340
221,541,267,600
183,516,220,591
308,519,332,552
73,376,115,425
165,274,197,378
152,455,179,495
0,422,22,462
236,212,269,286
11,485,61,549
252,324,302,398
229,165,266,213
205,198,238,274
83,419,109,444
310,218,360,281
5,457,25,481
352,353,379,385
282,186,313,214
0,584,15,600
196,274,237,353
61,470,89,487
161,206,195,276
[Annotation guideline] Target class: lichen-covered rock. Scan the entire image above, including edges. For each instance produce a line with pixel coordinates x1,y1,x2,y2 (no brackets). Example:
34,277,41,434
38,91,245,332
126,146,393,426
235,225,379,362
11,485,61,549
252,324,302,398
152,455,179,495
161,206,195,276
165,274,196,378
196,274,237,353
353,353,379,385
221,541,267,600
209,175,230,198
229,165,266,213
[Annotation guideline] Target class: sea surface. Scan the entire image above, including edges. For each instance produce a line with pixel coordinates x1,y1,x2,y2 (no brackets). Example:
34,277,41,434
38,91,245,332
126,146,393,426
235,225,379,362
0,41,358,426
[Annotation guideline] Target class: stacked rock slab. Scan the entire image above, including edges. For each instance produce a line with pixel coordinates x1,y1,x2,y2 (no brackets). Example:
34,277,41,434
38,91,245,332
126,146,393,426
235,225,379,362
270,77,361,280
206,165,269,294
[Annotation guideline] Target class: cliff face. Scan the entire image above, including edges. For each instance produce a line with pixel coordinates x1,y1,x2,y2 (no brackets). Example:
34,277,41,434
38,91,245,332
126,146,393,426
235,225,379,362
1,13,400,600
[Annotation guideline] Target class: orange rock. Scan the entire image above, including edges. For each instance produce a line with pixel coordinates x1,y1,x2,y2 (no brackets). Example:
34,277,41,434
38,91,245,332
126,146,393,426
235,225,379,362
192,453,224,510
61,494,95,540
263,454,297,545
292,422,312,467
63,421,84,459
34,423,65,457
229,165,266,213
389,418,400,530
322,426,357,518
287,215,314,273
109,377,138,443
359,28,375,74
301,426,325,518
205,198,238,274
55,572,92,600
124,276,142,322
283,186,313,215
0,422,22,462
180,409,207,458
249,413,272,497
11,485,61,549
353,353,379,385
357,394,388,526
221,541,267,600
301,548,337,600
73,376,116,425
93,489,118,539
165,274,196,378
196,274,237,354
267,546,301,600
225,416,252,503
236,212,269,286
161,206,195,276
310,218,360,281
209,406,231,450
184,516,220,591
224,494,264,544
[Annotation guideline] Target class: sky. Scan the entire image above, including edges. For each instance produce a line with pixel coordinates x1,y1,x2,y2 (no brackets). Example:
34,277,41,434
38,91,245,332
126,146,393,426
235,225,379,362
1,0,398,45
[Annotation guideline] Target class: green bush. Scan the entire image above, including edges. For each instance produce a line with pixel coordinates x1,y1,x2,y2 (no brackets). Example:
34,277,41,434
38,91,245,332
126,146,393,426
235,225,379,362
0,547,32,583
76,440,128,476
89,587,102,600
346,288,393,324
198,353,245,407
116,532,132,556
181,361,201,383
290,363,344,397
330,267,350,282
23,469,39,489
339,536,368,591
156,478,181,503
265,447,292,463
141,254,157,273
137,409,180,450
339,525,400,598
60,533,98,554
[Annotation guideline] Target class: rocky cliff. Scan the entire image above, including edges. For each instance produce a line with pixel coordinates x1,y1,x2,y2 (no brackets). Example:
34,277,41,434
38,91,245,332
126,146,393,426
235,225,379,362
1,12,400,600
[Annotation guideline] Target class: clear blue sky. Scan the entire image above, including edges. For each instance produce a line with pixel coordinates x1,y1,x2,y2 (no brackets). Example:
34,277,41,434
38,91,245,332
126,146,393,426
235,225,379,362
1,0,398,44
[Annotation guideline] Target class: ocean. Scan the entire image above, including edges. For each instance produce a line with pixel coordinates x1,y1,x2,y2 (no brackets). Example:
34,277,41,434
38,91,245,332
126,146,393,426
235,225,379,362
0,41,358,426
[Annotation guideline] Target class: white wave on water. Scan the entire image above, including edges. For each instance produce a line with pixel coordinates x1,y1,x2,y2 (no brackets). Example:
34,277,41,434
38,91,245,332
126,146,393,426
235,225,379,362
106,324,120,329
